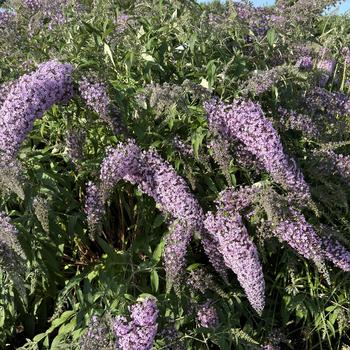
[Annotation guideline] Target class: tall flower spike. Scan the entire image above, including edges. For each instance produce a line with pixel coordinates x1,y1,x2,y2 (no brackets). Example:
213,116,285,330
271,208,323,264
196,301,219,329
164,221,193,286
0,60,73,157
79,77,123,134
321,234,350,272
90,139,227,281
84,181,105,239
205,99,311,201
204,210,265,314
113,298,159,350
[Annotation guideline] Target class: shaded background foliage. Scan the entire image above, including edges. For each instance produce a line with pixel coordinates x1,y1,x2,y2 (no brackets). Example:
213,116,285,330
1,0,350,349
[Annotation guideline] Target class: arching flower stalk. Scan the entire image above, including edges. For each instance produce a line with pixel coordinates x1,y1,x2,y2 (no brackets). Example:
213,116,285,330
0,60,73,157
79,77,123,134
113,298,159,350
85,139,227,282
196,301,219,329
205,99,310,201
204,209,265,314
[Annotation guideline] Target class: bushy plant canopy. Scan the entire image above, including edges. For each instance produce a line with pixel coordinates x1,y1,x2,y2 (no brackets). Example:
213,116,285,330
1,0,350,349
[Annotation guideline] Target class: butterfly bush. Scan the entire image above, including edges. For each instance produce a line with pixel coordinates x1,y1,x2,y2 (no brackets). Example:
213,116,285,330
84,181,105,236
306,87,350,118
314,149,350,184
205,99,311,201
204,210,265,314
164,221,193,285
278,108,320,139
86,139,226,282
113,298,159,350
79,77,122,134
317,58,336,87
271,208,324,264
321,235,350,271
0,60,73,157
196,301,219,329
241,66,286,96
296,56,313,70
0,10,16,29
24,0,70,30
208,136,232,184
66,129,86,165
79,315,112,350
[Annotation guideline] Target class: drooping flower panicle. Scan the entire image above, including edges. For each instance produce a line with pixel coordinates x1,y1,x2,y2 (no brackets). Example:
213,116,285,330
205,99,310,200
113,298,159,350
0,60,73,157
204,210,265,314
196,301,219,329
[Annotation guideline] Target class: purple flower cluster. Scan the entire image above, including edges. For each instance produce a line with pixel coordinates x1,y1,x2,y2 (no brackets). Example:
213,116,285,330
321,235,350,271
79,77,111,119
233,3,273,37
173,136,193,157
200,229,229,281
279,108,320,139
87,139,226,282
272,208,323,263
317,58,336,87
0,60,73,157
204,210,265,314
66,129,86,165
113,298,159,350
0,81,16,110
205,99,311,201
142,149,204,231
241,66,285,96
0,10,16,29
115,13,130,34
196,301,219,329
164,221,193,284
208,136,232,184
24,0,69,30
84,181,105,237
187,267,215,293
23,0,41,11
79,77,122,134
216,186,259,214
306,87,350,118
315,149,350,184
80,315,112,350
295,56,313,70
341,47,350,65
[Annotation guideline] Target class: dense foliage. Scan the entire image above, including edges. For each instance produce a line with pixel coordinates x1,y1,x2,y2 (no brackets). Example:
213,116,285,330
1,0,350,348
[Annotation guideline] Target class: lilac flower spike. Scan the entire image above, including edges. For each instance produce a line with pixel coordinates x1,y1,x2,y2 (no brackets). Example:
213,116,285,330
113,298,159,350
272,208,323,264
317,58,336,87
321,235,350,271
85,139,227,281
0,60,73,157
164,221,193,284
79,77,122,134
205,210,265,314
205,99,310,201
196,301,219,329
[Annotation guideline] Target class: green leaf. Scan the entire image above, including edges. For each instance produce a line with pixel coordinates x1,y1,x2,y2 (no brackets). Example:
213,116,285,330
104,43,116,68
152,240,164,264
267,28,276,47
151,270,159,293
